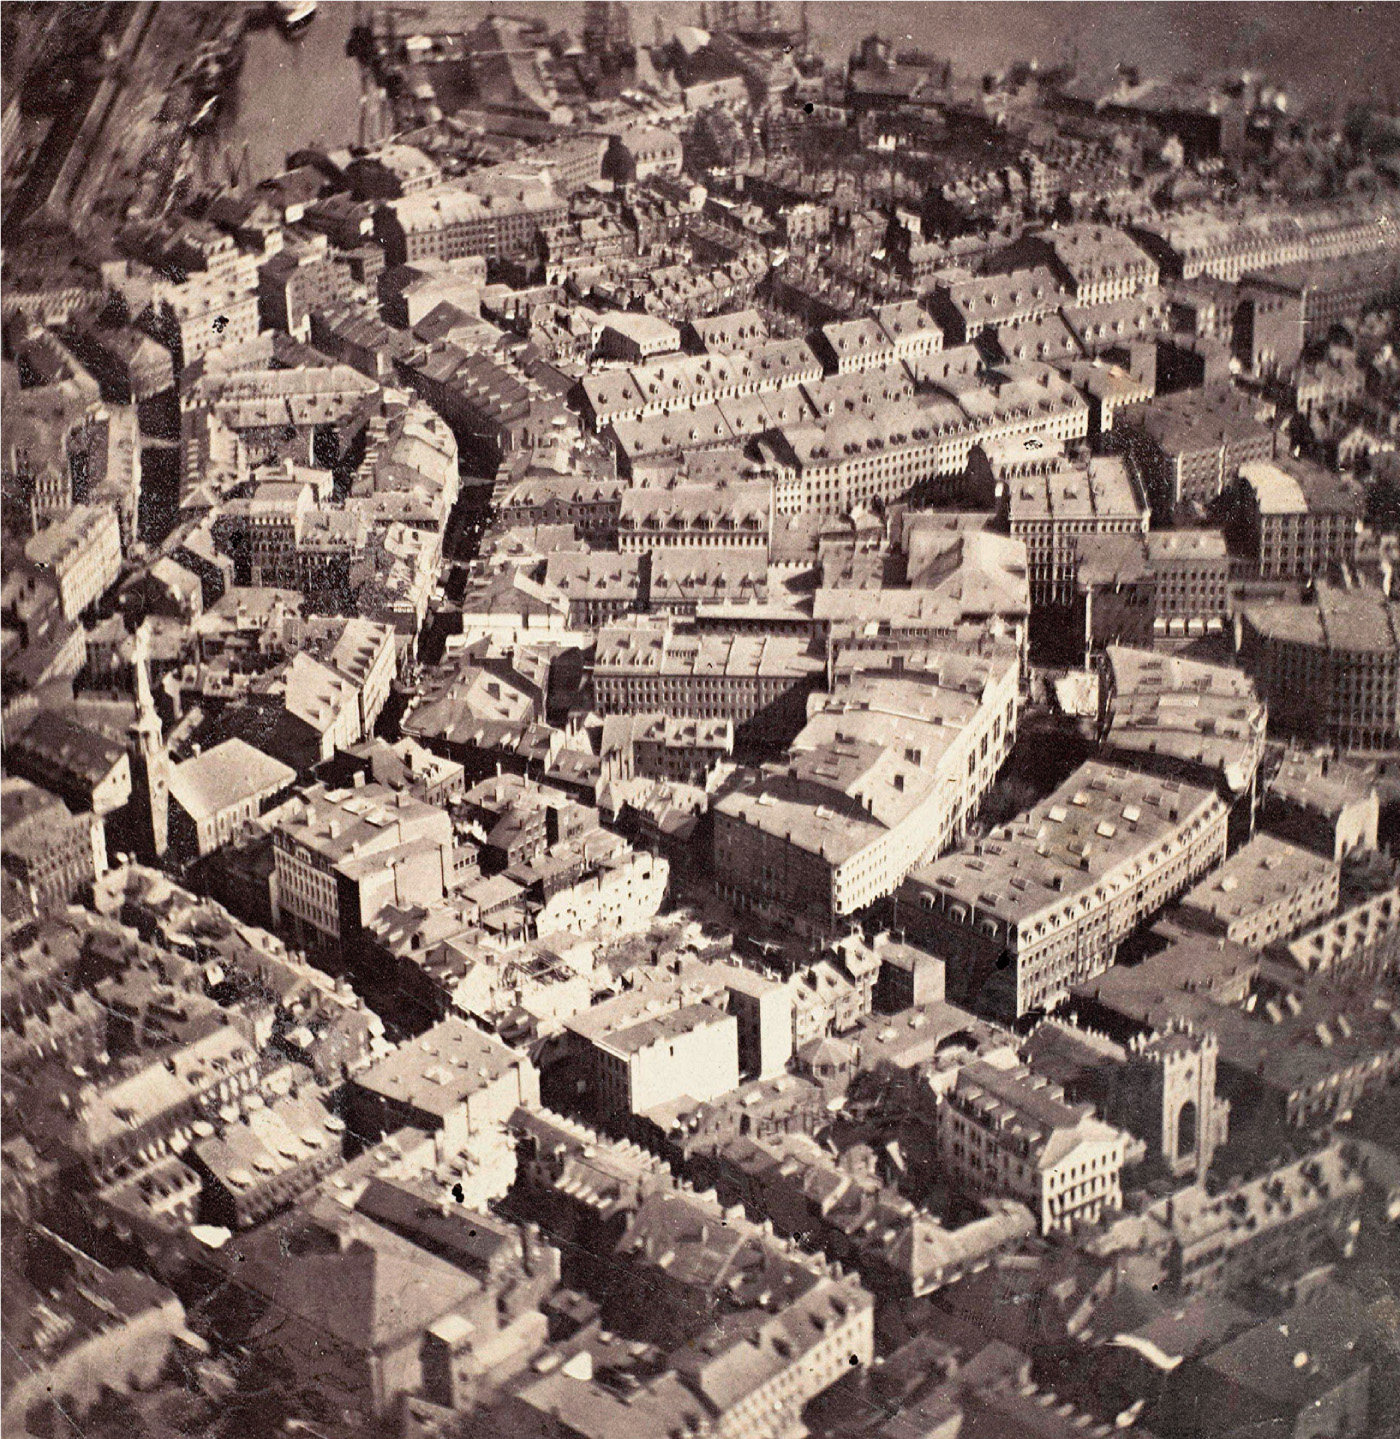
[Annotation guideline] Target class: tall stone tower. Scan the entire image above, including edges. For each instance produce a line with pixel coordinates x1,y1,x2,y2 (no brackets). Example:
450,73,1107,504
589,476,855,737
1120,1022,1229,1179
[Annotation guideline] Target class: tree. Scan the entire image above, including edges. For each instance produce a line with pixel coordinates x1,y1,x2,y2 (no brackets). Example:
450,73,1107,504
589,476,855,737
1366,465,1400,533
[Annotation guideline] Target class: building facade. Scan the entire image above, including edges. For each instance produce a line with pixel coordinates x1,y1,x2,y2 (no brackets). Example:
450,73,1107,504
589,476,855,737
1237,584,1400,752
899,760,1229,1017
938,1060,1130,1234
23,504,122,623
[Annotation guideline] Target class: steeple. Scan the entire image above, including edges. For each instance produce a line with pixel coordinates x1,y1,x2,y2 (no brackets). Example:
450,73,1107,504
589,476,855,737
131,620,171,860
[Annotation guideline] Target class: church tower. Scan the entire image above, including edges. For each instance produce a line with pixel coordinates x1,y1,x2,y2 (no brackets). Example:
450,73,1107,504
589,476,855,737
129,621,171,862
1120,1022,1228,1179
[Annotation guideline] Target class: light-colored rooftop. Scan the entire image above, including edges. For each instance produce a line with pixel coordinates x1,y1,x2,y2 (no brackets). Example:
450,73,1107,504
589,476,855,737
1179,832,1337,928
906,760,1223,926
353,1016,525,1117
168,739,295,824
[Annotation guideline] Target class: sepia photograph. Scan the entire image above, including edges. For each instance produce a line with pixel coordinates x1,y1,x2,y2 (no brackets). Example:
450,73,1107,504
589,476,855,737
2,1,1399,1435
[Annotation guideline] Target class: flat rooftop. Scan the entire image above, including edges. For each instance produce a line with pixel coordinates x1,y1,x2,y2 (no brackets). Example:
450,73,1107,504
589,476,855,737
1179,833,1337,928
352,1017,523,1117
597,1001,733,1058
905,760,1223,926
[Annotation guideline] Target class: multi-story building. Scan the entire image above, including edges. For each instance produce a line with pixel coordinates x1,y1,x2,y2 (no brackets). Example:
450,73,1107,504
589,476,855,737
871,299,947,365
580,340,825,431
1286,882,1400,977
1072,933,1400,1130
1119,387,1275,519
1233,280,1305,375
671,1273,875,1439
345,143,443,200
1179,832,1340,951
596,311,681,363
1237,457,1362,582
143,266,261,370
308,616,399,741
1098,647,1268,843
0,777,104,916
166,738,296,861
592,623,825,737
531,843,671,939
544,551,643,627
256,237,350,343
3,713,132,819
714,654,1020,934
1003,451,1150,606
2,344,106,530
772,365,1089,518
1237,583,1400,752
506,1273,873,1439
349,1016,539,1155
23,503,122,622
1132,200,1400,283
1,1263,190,1434
186,363,380,437
69,1025,263,1181
568,996,741,1124
192,1093,344,1230
396,343,570,460
1101,1141,1364,1297
684,308,769,354
1,558,87,698
269,782,455,951
1265,752,1379,863
374,184,568,266
617,480,773,552
938,1060,1131,1234
602,125,685,184
1293,355,1367,423
648,550,770,618
67,322,175,403
631,714,734,784
1144,528,1230,632
1073,535,1157,653
814,301,945,375
495,472,622,541
930,266,1066,343
253,650,364,768
1241,247,1400,341
898,760,1229,1017
999,224,1159,305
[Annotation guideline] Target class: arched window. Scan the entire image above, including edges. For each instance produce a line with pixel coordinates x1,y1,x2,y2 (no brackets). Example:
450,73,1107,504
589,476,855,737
1177,1099,1198,1160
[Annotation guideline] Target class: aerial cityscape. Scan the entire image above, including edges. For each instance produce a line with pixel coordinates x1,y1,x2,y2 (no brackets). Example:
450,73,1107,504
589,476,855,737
4,2,1400,1435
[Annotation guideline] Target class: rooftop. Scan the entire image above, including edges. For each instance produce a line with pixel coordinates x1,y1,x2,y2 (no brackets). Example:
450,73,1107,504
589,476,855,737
1268,752,1376,820
597,1001,734,1058
168,739,295,824
1242,582,1400,655
950,1060,1124,1171
352,1016,526,1117
906,760,1223,926
1239,456,1363,517
1179,832,1337,929
1006,454,1144,526
271,782,451,868
595,623,823,681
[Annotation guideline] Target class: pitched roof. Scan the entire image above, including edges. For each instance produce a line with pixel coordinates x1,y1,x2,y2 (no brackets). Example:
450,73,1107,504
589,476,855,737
233,1206,479,1352
168,738,295,823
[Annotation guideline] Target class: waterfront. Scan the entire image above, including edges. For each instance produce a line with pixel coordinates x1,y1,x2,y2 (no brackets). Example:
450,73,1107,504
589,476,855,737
219,2,364,182
414,1,1397,118
217,0,1395,185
